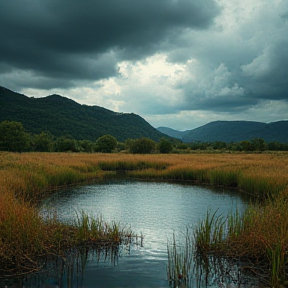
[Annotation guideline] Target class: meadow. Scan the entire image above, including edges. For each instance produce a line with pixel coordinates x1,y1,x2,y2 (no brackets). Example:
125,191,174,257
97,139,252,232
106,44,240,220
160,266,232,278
0,151,288,286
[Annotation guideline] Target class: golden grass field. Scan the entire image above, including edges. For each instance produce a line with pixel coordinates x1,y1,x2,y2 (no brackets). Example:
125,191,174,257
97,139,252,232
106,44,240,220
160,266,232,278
0,151,288,285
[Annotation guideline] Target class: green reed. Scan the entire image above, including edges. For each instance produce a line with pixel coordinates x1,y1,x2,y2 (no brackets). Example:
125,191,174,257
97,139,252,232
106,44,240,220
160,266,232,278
167,232,194,288
98,160,168,171
194,210,227,255
267,242,286,287
208,170,240,187
192,197,288,287
238,175,285,200
74,211,136,247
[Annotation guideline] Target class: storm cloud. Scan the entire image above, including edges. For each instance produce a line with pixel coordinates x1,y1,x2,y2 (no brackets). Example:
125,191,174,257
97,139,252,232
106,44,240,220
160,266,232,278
0,0,287,130
0,0,218,88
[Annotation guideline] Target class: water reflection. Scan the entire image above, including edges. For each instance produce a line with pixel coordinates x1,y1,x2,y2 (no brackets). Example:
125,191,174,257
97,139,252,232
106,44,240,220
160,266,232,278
5,180,251,288
4,245,129,288
193,255,261,288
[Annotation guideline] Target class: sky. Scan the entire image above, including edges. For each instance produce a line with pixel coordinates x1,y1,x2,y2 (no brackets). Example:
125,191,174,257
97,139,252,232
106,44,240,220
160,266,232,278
0,0,287,131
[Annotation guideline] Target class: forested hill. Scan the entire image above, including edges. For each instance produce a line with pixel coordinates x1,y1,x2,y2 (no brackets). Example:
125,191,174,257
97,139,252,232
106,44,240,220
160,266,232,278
158,120,288,143
0,86,167,142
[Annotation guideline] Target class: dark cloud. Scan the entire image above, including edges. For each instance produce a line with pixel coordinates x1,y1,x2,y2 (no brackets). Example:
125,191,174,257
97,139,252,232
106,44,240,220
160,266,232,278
186,95,259,112
0,0,219,90
241,40,288,101
0,0,287,130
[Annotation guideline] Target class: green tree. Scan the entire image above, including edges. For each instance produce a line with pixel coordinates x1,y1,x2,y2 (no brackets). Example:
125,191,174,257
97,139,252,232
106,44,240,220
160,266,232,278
130,137,156,154
212,141,227,150
55,136,79,152
125,139,135,151
96,134,117,153
251,138,266,151
33,131,54,152
78,140,95,153
239,140,253,151
0,121,30,152
116,142,126,152
267,141,288,151
158,138,173,153
177,143,189,150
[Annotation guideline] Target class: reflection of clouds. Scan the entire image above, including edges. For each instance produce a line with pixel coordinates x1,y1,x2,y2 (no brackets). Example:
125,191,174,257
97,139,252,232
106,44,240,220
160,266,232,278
38,181,248,287
41,181,246,254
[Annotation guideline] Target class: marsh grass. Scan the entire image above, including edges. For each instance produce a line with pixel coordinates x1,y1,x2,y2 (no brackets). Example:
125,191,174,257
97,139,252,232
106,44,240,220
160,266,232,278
208,169,240,187
0,192,48,277
194,210,227,256
167,232,194,287
74,211,137,247
1,152,288,283
192,194,288,287
0,205,138,278
98,159,168,171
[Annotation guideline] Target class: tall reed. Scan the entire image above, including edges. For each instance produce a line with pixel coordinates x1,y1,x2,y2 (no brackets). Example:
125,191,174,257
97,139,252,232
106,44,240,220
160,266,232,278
167,232,194,287
74,211,136,246
193,194,288,287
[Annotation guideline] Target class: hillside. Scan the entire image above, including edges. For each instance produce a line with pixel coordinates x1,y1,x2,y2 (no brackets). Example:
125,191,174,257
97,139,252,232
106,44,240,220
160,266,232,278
157,127,190,139
0,86,167,142
158,120,288,143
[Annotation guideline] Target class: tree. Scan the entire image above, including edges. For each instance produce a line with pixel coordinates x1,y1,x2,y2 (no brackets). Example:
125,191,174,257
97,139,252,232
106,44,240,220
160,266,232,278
96,134,117,153
177,143,189,150
130,137,156,154
55,136,79,152
158,138,173,153
212,141,227,150
32,131,54,152
78,140,95,153
239,140,253,151
116,142,126,152
125,139,135,151
0,121,30,152
251,138,266,151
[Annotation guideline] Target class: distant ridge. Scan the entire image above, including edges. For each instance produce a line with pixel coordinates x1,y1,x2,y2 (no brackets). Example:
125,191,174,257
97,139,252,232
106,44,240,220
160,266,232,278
158,120,288,143
0,86,167,142
157,127,190,139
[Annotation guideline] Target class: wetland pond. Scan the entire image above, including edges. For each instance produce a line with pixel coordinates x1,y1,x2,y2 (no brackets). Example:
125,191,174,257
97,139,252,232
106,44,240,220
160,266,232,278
9,179,256,288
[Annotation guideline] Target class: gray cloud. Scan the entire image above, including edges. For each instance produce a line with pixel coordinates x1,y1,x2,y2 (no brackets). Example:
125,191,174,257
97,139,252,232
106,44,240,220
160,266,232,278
169,0,288,116
0,0,287,130
241,40,288,101
0,0,219,90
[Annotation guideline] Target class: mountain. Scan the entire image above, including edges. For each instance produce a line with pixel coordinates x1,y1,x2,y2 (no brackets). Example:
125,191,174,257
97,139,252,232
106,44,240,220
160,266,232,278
0,86,167,142
158,120,288,143
157,127,190,139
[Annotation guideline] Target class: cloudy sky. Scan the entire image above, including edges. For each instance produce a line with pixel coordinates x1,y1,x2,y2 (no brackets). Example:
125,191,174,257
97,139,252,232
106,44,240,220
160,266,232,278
0,0,287,130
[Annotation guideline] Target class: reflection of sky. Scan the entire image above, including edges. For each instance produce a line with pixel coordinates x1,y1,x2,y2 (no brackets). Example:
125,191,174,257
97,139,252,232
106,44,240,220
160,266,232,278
41,180,247,254
38,180,249,288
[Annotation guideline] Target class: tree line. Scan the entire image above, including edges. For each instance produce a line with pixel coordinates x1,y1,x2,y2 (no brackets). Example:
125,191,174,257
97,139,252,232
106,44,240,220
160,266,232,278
0,120,287,153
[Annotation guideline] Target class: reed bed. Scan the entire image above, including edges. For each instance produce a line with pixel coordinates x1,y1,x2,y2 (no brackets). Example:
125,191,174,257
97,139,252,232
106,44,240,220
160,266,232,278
127,153,288,200
192,192,288,287
0,151,288,284
0,197,137,278
0,152,141,278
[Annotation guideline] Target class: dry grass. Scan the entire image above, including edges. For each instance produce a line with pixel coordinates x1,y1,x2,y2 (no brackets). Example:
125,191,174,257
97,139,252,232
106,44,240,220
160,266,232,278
0,151,288,283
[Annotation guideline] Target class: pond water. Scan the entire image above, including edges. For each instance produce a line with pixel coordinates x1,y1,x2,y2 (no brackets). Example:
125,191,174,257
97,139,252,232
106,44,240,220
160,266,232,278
8,179,255,288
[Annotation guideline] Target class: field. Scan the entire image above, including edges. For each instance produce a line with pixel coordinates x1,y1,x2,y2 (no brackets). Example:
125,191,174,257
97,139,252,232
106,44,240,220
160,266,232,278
0,152,288,286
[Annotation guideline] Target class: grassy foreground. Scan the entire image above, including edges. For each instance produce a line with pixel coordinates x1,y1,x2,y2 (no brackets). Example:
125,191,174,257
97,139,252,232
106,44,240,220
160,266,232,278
0,152,288,285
